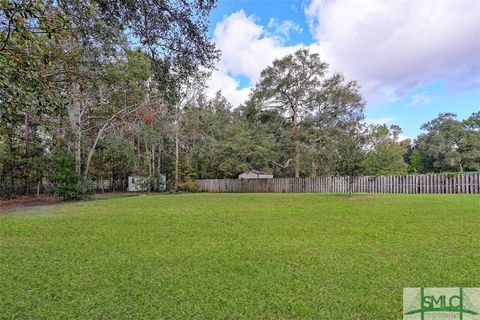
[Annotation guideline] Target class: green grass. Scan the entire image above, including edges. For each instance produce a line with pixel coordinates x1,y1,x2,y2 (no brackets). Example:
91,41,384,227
1,193,479,319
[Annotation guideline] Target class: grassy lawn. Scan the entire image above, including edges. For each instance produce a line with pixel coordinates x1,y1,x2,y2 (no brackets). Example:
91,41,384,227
1,193,479,319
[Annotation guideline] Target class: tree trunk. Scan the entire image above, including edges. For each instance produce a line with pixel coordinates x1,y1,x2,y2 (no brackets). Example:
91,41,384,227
75,127,81,175
112,157,115,192
146,139,151,178
137,134,140,174
8,132,15,196
348,176,353,197
174,119,179,191
157,143,162,185
151,144,155,177
55,114,62,152
84,123,108,179
293,109,300,178
23,112,30,195
151,144,156,191
83,105,140,179
68,82,83,175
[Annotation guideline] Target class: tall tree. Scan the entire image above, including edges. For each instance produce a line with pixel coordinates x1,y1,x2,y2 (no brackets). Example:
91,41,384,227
416,112,480,172
1,0,219,197
251,49,364,177
1,0,69,196
365,124,410,175
166,71,207,190
333,126,368,196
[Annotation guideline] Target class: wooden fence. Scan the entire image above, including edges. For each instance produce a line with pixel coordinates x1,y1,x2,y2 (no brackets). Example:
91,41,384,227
195,173,480,194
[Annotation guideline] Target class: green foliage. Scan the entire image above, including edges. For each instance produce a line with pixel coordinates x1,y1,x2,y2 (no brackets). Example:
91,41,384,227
89,133,135,181
177,179,201,192
149,173,166,192
251,48,365,177
95,0,219,74
365,124,409,175
441,171,461,177
1,0,218,197
48,155,88,200
333,127,368,194
409,149,423,173
416,113,480,172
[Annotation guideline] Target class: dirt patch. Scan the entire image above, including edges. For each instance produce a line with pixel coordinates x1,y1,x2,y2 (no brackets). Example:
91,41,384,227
92,192,136,199
341,194,379,201
0,195,58,213
0,192,140,213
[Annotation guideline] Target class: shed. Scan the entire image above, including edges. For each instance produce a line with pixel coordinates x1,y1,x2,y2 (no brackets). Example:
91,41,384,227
238,170,273,179
128,175,166,192
128,176,149,192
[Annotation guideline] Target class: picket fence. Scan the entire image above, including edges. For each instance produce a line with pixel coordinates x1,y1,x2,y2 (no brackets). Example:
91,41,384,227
195,173,480,194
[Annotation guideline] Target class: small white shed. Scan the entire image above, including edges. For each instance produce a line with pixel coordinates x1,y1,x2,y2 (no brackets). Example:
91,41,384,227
238,170,273,179
128,176,149,192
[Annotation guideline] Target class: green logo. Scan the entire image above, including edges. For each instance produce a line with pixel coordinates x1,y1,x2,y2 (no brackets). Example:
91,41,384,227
404,288,480,320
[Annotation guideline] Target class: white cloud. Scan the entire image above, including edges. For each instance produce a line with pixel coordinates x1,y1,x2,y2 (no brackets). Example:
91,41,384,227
409,93,436,107
213,10,304,84
207,10,320,107
206,70,252,107
305,0,480,103
267,18,303,40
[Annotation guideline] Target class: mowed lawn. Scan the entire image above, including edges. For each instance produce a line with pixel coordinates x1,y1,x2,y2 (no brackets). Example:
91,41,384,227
1,193,479,319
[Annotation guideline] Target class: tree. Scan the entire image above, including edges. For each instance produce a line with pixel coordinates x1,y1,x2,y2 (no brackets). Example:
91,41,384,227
82,50,155,178
334,126,367,196
94,0,219,73
181,91,232,179
416,113,479,172
462,112,480,171
167,71,208,190
365,124,409,175
409,149,423,174
251,48,364,177
1,0,219,197
48,154,88,200
1,1,69,197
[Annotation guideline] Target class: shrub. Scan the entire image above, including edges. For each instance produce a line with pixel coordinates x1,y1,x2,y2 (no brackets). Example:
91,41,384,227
149,174,166,192
48,154,89,200
177,179,201,192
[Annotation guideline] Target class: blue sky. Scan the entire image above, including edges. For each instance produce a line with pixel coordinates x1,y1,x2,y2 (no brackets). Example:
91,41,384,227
205,0,480,139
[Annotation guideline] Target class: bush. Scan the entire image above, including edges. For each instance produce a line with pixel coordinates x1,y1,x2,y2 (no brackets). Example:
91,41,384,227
149,174,166,192
177,179,201,192
48,154,89,200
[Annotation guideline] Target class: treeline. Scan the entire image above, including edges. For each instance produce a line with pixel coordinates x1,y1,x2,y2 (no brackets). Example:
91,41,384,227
1,1,479,199
0,0,218,198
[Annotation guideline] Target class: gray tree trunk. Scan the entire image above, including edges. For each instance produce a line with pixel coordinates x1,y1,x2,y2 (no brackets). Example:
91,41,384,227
23,112,30,194
293,109,300,178
68,82,82,175
174,119,179,191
